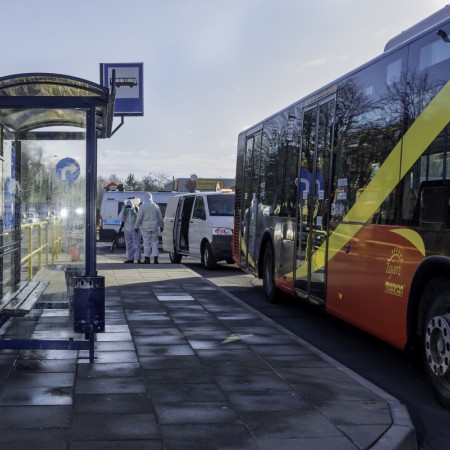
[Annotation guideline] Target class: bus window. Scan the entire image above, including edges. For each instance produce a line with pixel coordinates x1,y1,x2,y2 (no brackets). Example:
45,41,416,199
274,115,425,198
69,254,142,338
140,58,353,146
334,78,403,224
409,26,450,88
402,124,450,227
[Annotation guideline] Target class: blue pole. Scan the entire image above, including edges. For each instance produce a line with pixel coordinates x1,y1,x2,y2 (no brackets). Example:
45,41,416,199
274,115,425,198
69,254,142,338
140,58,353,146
85,107,97,276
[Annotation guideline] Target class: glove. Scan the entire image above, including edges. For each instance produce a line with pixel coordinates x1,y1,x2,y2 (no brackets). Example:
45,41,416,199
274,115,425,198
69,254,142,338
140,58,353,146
135,229,139,233
121,222,125,228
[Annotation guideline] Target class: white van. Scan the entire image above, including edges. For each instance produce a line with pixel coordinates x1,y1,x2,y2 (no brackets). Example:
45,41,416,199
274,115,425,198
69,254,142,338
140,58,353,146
162,191,235,269
99,191,178,247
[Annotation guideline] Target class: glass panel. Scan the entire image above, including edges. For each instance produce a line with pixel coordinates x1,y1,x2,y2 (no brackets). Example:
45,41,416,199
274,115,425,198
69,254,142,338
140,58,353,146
401,125,450,229
0,108,87,134
409,26,450,89
0,109,90,344
0,128,18,297
19,127,86,280
298,106,316,269
349,48,407,104
296,98,335,298
240,133,262,266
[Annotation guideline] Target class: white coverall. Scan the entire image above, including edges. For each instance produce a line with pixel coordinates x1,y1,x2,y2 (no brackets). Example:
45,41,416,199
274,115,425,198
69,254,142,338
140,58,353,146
118,202,141,262
134,192,163,258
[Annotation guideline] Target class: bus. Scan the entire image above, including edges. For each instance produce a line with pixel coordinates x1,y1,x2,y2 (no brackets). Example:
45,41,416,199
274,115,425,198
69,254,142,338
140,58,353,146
233,6,450,409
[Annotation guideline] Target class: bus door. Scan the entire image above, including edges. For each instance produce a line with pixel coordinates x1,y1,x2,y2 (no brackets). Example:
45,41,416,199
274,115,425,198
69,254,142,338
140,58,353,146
295,96,335,301
240,132,262,271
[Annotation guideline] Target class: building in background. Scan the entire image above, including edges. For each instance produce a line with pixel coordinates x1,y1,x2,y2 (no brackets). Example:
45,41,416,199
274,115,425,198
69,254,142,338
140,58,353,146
164,175,235,192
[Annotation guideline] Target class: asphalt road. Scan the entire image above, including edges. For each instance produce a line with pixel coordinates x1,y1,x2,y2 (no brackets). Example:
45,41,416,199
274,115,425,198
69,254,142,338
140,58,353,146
181,257,450,450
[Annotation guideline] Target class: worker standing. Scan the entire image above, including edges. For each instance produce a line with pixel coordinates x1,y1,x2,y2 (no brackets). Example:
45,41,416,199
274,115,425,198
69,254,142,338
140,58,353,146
118,199,141,263
134,192,163,264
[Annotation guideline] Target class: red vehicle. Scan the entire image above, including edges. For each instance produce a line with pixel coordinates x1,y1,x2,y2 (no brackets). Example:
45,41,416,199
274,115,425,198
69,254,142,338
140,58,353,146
233,6,450,409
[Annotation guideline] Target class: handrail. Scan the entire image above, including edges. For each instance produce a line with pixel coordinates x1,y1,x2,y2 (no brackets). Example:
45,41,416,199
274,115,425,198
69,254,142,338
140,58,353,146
20,219,62,280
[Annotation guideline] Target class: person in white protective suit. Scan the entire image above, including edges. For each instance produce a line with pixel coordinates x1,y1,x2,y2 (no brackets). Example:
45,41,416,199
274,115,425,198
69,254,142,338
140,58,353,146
134,192,163,264
119,199,141,263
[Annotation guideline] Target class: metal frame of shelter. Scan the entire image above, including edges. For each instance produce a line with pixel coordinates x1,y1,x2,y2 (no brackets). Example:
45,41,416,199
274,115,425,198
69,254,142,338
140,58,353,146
0,73,115,361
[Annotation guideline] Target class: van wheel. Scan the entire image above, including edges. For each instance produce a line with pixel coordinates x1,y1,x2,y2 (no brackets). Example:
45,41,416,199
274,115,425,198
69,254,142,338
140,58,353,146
169,250,182,263
202,242,217,270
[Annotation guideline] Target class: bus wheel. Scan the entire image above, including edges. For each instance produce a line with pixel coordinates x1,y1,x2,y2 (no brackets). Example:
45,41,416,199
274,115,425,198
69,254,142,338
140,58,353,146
202,242,217,270
169,250,182,263
422,278,450,409
262,243,278,303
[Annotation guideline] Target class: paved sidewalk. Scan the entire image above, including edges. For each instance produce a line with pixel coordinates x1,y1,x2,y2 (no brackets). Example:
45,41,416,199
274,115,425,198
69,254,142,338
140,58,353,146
0,254,417,449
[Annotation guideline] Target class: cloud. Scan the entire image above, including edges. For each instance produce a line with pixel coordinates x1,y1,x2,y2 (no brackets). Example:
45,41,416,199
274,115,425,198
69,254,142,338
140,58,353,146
303,57,328,68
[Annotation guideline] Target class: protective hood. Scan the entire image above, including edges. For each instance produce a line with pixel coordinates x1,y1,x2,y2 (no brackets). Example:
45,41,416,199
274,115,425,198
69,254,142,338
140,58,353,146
144,192,153,202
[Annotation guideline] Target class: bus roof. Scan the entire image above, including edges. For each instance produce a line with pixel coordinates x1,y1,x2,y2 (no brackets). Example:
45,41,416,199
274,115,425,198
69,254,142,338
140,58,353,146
384,5,450,52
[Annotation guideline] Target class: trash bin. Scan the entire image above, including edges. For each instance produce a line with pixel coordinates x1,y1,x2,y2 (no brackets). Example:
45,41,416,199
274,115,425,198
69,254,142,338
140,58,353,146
73,276,105,333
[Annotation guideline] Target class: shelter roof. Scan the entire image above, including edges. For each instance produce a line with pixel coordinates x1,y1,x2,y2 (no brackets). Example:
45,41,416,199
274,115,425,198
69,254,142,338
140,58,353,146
0,73,114,138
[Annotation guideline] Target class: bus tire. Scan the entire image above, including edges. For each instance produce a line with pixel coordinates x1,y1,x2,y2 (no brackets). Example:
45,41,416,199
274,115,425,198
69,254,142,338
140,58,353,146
422,277,450,410
202,241,217,270
262,243,279,303
169,250,182,264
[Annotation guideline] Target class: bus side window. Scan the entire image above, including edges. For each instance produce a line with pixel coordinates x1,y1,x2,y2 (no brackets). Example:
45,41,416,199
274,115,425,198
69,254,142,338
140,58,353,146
419,185,449,231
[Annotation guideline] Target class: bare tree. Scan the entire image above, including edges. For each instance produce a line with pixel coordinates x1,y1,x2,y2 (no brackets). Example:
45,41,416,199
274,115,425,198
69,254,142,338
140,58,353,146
125,173,139,190
140,172,170,191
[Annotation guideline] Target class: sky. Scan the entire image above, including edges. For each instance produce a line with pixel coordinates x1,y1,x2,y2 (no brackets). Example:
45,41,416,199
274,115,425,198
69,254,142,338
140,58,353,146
2,0,449,182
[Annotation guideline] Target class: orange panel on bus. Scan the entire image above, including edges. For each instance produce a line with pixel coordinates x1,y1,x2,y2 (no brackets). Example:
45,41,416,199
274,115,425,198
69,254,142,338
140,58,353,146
326,225,424,349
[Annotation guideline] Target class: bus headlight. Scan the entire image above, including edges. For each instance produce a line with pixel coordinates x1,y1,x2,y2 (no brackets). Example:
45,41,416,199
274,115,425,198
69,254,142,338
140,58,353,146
213,227,232,236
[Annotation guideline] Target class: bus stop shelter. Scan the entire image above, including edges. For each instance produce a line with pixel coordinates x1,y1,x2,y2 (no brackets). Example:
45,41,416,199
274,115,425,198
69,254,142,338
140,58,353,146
0,73,115,360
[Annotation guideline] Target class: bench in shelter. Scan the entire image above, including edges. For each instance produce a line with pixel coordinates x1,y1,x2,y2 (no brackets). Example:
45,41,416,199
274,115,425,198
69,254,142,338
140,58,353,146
0,281,49,325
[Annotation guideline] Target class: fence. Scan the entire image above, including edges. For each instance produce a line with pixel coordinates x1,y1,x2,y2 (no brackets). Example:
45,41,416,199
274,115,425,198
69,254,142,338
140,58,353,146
20,219,62,280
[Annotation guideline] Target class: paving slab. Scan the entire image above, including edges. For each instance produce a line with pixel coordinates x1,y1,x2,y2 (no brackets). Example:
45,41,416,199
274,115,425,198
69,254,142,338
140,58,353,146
0,254,417,449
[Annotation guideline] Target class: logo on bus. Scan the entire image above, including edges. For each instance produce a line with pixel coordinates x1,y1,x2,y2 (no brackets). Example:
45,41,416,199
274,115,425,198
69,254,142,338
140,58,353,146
385,247,404,297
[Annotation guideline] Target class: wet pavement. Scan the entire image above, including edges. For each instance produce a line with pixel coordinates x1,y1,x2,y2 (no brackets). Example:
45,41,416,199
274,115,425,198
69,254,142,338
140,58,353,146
0,253,417,449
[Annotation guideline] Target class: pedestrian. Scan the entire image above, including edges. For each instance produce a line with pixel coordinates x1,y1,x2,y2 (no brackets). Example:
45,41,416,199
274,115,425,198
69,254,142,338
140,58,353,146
134,192,163,264
118,199,141,263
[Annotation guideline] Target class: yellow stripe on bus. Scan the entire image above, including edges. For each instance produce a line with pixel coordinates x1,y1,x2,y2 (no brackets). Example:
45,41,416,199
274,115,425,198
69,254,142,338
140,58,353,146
391,228,426,257
295,79,450,278
240,234,256,268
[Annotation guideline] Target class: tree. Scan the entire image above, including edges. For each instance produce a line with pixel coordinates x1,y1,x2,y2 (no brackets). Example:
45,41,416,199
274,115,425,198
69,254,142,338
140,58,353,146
140,172,170,191
125,173,138,190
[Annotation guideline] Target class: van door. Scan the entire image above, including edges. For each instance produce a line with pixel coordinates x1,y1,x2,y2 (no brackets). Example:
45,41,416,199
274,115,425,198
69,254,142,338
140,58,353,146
189,195,207,257
175,195,195,253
